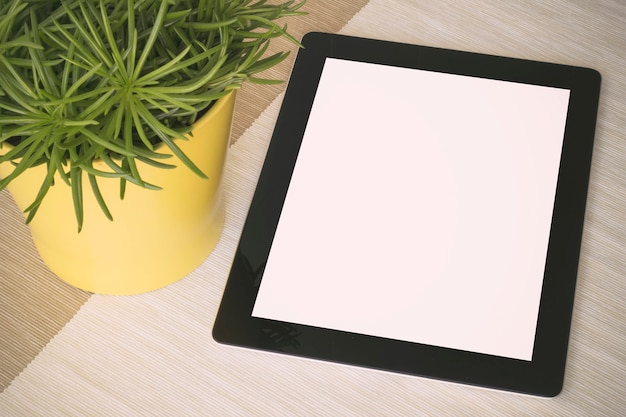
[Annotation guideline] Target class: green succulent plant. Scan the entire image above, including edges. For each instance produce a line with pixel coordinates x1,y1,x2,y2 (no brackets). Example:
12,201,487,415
0,0,304,231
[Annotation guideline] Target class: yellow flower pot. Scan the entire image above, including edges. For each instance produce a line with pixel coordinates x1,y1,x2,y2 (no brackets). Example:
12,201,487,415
0,92,236,295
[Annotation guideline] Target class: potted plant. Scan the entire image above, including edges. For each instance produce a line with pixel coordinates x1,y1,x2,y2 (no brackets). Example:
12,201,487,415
0,0,305,294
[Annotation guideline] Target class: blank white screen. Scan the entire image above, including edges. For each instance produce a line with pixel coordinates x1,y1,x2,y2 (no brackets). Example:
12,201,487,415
252,58,570,361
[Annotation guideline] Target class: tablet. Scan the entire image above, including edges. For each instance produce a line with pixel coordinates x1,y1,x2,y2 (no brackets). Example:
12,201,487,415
213,32,601,397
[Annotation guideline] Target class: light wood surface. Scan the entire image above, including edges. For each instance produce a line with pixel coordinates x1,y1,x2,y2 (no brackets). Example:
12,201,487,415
1,1,624,415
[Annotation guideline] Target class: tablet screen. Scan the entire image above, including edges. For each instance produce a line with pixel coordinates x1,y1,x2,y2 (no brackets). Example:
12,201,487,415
251,58,571,362
214,32,601,397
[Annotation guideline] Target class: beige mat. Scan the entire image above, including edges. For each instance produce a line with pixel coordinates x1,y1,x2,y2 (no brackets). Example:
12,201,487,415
1,0,624,414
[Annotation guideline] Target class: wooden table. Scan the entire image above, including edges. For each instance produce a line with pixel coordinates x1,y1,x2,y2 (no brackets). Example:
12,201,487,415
2,1,624,415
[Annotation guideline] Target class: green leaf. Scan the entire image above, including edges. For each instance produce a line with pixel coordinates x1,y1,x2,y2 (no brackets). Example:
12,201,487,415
123,102,144,187
98,0,129,83
133,0,170,80
49,21,107,72
23,158,58,225
126,0,137,76
134,101,207,179
181,18,239,31
136,45,191,83
135,155,176,170
60,1,114,70
142,54,228,94
79,128,135,156
51,145,71,186
88,173,113,221
0,55,38,100
247,77,285,85
0,39,44,50
70,165,84,232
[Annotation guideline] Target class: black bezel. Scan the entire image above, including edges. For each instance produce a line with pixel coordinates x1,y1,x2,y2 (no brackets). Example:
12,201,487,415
213,32,601,397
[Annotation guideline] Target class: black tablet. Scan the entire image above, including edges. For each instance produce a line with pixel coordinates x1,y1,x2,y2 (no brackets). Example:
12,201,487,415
213,32,601,397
